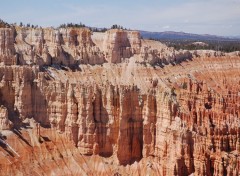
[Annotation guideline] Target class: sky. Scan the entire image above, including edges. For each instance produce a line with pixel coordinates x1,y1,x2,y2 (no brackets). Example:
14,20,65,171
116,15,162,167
1,0,240,36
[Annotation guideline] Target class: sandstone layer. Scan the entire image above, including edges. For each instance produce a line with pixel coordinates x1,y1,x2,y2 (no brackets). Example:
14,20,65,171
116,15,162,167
0,26,239,176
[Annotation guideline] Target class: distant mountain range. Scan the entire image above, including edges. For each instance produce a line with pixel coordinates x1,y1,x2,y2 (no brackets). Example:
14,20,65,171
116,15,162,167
139,31,240,41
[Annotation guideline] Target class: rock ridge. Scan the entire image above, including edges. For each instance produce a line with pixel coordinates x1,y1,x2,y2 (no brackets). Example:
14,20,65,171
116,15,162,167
0,25,239,175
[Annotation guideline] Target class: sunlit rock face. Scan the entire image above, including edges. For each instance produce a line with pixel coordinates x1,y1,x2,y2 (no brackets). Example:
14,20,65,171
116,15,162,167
0,25,239,175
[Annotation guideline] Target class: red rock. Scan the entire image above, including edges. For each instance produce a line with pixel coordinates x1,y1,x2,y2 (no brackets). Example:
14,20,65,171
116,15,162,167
0,25,239,175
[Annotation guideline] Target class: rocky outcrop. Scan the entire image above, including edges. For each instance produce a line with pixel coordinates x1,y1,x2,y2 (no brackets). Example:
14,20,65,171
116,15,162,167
102,29,141,63
0,28,16,65
0,105,12,130
138,39,192,65
0,26,194,67
0,25,240,175
14,27,106,66
0,28,15,56
0,56,239,175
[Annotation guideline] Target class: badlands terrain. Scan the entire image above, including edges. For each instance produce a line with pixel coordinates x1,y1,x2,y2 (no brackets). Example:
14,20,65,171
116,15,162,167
0,25,239,175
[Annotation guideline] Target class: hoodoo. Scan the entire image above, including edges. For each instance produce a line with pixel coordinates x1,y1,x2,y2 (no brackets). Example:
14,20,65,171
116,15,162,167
0,24,239,175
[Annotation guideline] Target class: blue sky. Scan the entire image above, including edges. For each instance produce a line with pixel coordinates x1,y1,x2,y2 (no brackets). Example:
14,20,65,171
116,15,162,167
1,0,240,36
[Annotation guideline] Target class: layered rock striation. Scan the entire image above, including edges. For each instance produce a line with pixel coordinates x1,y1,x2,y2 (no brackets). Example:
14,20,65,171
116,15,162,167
0,26,198,67
0,25,239,175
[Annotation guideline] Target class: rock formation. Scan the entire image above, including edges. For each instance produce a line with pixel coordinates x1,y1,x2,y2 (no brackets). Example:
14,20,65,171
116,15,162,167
0,25,239,175
0,105,12,130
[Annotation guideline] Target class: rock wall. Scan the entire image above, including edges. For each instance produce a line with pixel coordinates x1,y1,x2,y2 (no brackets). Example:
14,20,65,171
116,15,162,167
0,25,240,175
0,105,12,130
14,27,106,66
0,57,239,175
102,29,141,63
0,28,16,65
0,26,196,67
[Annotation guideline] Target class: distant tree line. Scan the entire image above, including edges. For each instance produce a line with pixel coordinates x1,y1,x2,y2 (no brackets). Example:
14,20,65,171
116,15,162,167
111,24,124,29
0,19,11,28
110,24,128,30
19,22,39,28
91,24,129,32
154,39,240,53
90,27,108,32
58,22,109,32
1,19,132,34
58,23,130,33
58,22,86,28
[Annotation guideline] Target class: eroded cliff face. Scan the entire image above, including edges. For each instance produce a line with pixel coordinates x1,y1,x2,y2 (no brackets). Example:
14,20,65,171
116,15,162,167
0,26,198,67
0,26,239,176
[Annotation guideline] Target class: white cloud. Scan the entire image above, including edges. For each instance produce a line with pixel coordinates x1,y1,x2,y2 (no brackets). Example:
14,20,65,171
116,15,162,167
132,0,240,35
162,25,170,29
